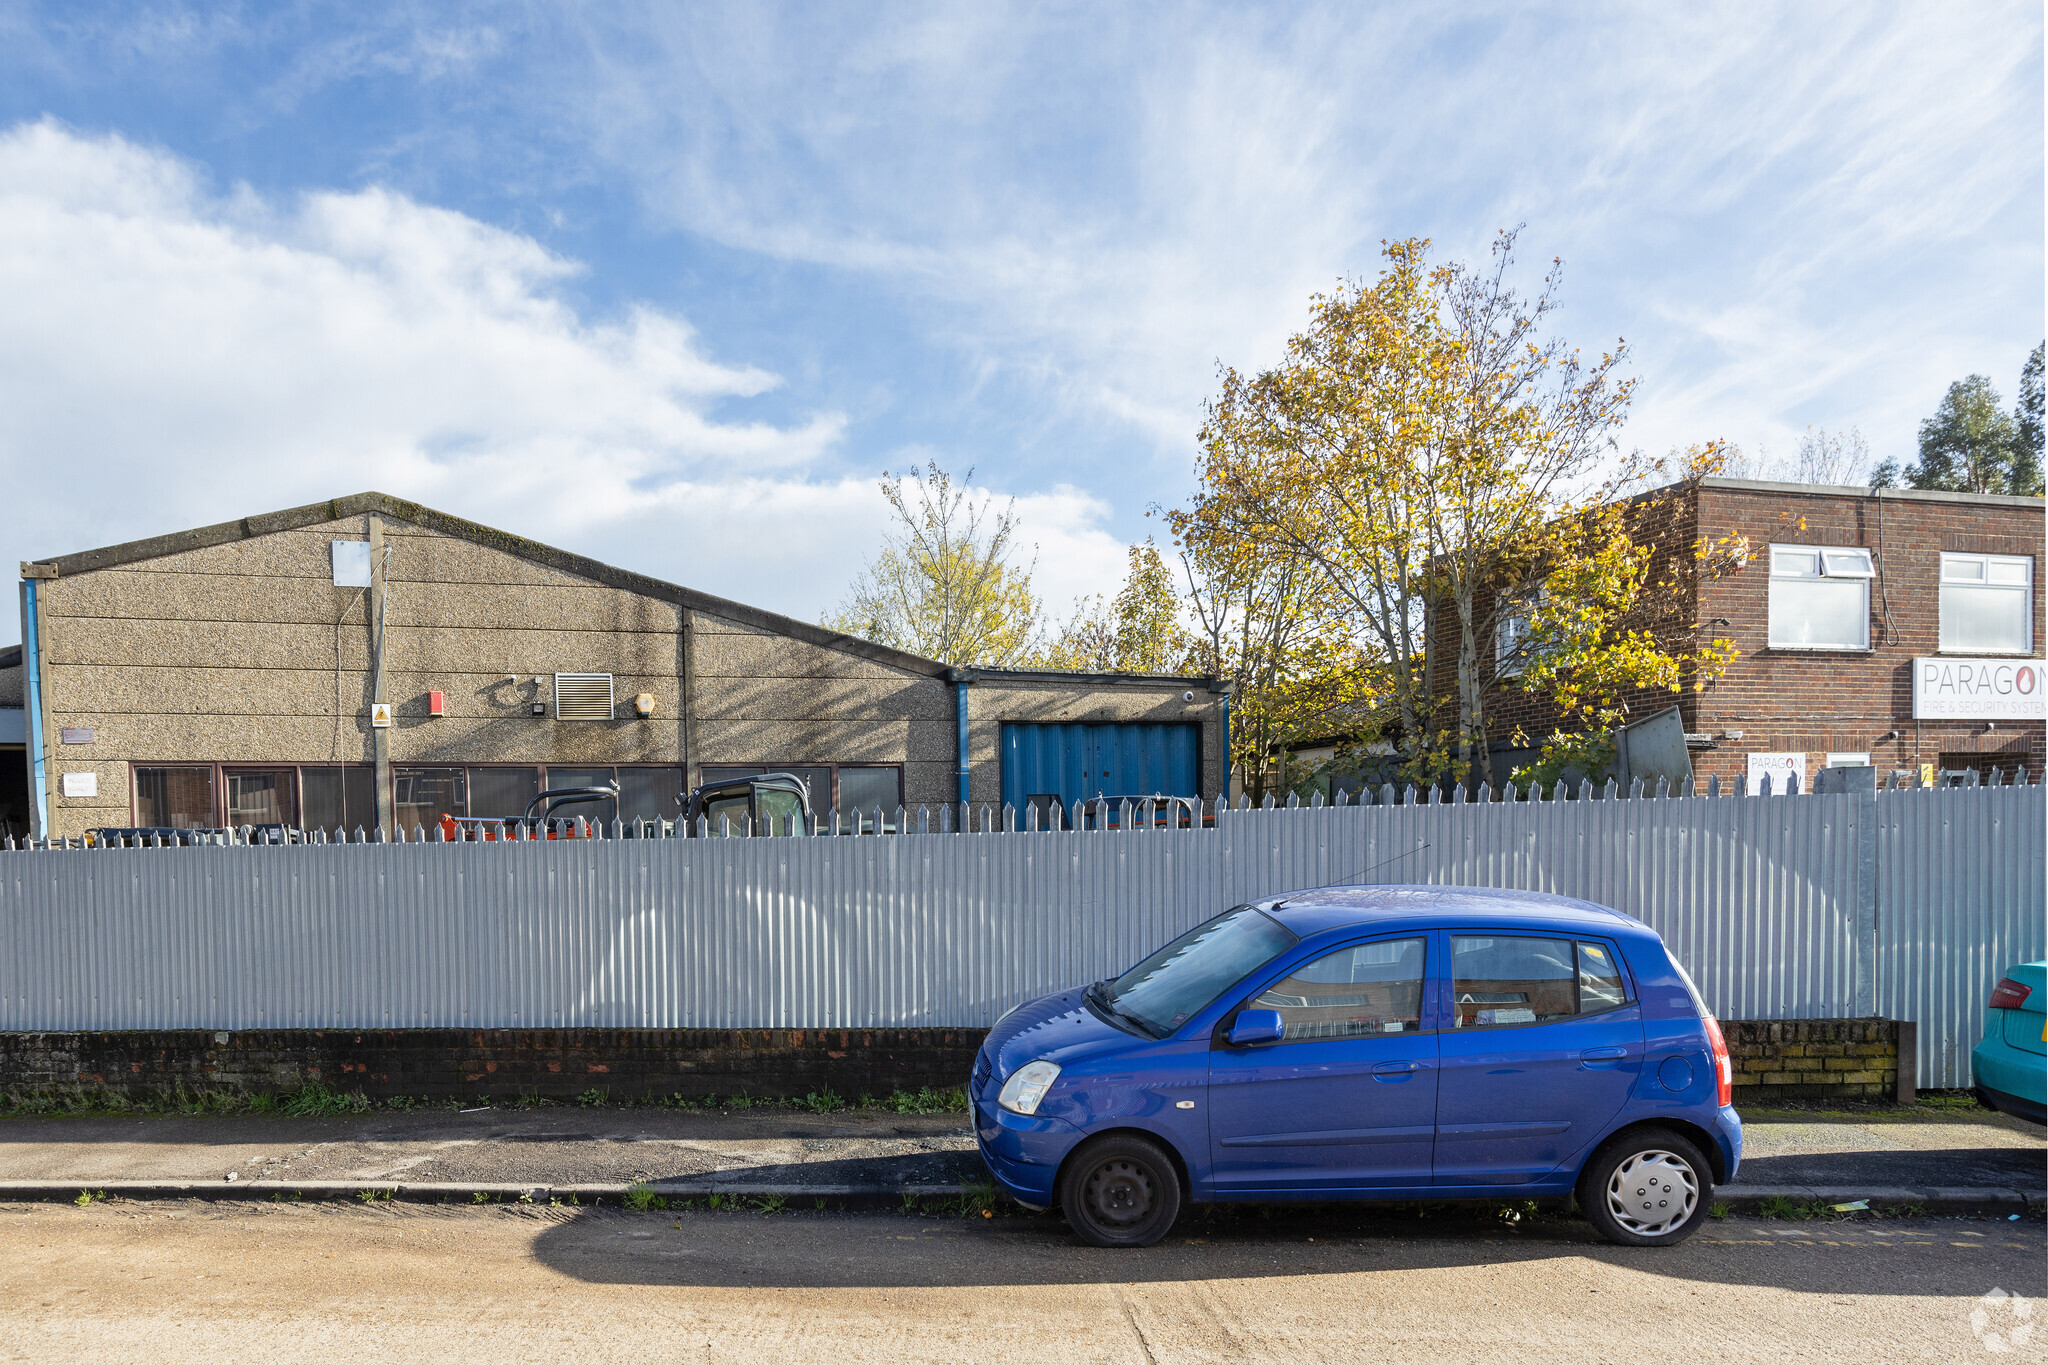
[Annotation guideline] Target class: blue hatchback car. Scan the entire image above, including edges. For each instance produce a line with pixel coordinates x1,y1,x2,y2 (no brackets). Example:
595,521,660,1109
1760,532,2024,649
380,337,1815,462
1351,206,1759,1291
971,886,1741,1248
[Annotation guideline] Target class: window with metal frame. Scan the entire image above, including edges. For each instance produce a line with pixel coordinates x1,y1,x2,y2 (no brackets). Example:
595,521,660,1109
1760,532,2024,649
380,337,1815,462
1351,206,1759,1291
301,766,376,833
699,763,902,828
1768,544,1873,650
133,766,216,829
393,767,465,834
1940,553,2033,654
224,768,296,828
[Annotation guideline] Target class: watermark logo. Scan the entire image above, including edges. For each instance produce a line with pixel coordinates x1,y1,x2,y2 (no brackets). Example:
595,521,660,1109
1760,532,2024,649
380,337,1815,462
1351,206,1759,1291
1970,1287,2034,1354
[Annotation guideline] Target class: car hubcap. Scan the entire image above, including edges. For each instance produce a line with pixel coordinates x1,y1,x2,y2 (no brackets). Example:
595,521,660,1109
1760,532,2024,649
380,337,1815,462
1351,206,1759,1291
1084,1158,1155,1227
1606,1150,1699,1236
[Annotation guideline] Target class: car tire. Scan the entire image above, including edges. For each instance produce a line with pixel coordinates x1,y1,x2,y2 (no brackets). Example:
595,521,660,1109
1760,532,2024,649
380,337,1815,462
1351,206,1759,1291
1059,1134,1182,1248
1577,1128,1714,1247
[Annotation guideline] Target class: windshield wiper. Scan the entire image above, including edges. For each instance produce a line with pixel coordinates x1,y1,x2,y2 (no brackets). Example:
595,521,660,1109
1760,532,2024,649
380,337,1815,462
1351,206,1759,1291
1086,980,1160,1038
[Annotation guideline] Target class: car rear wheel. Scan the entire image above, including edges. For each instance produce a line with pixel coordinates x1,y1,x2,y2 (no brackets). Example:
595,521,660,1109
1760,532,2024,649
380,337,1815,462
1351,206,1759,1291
1578,1128,1712,1247
1059,1134,1182,1248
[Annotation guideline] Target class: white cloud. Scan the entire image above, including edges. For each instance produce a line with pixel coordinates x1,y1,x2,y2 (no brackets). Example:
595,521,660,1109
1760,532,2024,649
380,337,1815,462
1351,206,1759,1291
553,3,2040,478
0,119,1122,627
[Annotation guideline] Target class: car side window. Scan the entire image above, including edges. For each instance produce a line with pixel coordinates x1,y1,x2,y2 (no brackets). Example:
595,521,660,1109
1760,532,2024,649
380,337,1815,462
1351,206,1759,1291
1452,935,1631,1028
1576,941,1628,1011
1249,937,1426,1041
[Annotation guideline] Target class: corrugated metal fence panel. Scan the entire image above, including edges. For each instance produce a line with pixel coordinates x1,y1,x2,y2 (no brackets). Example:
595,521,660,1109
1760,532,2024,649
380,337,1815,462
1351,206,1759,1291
2,789,2041,1090
1199,795,1862,1023
1875,784,2048,1089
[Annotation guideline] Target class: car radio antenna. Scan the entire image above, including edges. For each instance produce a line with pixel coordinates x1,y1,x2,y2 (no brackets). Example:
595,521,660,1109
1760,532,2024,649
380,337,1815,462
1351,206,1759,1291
1315,842,1432,889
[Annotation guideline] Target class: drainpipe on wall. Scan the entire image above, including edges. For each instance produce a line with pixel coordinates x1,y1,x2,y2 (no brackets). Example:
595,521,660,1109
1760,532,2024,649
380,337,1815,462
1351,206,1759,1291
953,670,973,812
18,571,53,839
1211,680,1233,806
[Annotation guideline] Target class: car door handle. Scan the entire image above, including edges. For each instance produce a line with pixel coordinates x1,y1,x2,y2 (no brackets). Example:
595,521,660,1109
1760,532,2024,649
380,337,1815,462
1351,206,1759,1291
1578,1046,1629,1063
1371,1060,1424,1076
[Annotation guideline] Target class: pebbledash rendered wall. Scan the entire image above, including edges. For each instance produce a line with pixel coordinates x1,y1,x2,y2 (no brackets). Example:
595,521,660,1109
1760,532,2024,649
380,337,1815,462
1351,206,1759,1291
0,782,2041,1089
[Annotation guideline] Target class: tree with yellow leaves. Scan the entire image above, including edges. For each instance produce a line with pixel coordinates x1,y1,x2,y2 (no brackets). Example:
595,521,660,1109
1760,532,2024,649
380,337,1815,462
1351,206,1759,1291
1039,540,1190,674
1178,230,1736,786
1502,485,1744,785
825,463,1042,667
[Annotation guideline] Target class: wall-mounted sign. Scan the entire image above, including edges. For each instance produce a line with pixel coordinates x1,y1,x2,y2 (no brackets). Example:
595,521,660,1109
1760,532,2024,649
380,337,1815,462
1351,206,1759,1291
58,726,94,745
369,702,393,728
1912,657,2046,720
1747,751,1806,795
331,540,372,588
60,772,97,798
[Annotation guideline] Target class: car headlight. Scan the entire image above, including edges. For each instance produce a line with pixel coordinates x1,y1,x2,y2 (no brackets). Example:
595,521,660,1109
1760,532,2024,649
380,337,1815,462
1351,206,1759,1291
997,1060,1062,1116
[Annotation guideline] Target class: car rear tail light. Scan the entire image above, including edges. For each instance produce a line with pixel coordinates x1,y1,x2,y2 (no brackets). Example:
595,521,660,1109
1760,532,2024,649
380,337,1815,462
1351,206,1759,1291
1989,977,2033,1011
1703,1014,1733,1107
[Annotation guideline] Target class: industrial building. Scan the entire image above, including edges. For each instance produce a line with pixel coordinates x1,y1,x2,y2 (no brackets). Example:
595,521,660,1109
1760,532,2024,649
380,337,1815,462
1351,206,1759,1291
5,493,1228,840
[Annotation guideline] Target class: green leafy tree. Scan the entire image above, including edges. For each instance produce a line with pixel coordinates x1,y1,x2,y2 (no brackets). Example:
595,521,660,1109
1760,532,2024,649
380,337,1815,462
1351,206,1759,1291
1908,374,2024,494
825,463,1042,666
2012,342,2044,496
1040,540,1190,673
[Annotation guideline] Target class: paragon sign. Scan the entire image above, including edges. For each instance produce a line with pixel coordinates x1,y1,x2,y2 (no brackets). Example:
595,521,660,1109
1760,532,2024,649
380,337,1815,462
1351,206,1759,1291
1911,657,2046,720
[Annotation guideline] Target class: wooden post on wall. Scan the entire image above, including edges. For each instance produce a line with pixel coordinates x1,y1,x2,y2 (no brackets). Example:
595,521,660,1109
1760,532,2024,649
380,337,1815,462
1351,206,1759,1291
368,515,394,840
1894,1020,1917,1105
681,608,697,794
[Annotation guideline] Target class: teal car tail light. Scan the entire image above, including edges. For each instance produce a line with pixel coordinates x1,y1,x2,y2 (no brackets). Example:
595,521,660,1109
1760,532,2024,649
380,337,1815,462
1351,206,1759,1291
1990,978,2033,1011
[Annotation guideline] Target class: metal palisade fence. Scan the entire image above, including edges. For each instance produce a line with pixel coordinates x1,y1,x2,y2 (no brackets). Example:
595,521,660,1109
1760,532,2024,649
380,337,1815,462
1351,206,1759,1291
1,778,2041,1087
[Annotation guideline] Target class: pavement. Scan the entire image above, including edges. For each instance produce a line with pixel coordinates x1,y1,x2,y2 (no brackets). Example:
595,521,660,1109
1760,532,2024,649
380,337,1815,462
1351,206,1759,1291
0,1101,2038,1212
2,1199,2042,1363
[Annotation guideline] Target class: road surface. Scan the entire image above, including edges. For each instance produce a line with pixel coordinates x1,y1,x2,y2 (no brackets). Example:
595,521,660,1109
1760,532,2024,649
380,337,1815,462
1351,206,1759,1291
1,1198,2039,1363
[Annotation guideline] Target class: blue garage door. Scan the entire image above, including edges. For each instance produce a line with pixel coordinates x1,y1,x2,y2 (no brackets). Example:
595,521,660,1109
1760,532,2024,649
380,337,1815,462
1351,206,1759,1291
999,723,1201,819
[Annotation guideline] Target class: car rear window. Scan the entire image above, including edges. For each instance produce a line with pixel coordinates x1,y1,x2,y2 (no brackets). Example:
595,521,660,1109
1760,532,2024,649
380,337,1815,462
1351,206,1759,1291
1452,935,1633,1028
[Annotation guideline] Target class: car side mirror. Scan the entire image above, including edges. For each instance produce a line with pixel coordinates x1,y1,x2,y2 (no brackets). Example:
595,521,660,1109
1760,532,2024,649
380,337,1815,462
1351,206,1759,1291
1228,1009,1285,1046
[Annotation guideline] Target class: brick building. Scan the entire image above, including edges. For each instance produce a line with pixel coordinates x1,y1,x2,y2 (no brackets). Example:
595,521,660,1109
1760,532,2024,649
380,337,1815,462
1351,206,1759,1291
1474,477,2045,790
4,493,1228,840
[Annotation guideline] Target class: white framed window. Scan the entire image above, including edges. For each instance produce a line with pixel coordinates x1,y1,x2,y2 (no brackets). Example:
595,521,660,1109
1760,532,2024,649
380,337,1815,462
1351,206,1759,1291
1940,553,2033,654
1768,545,1872,650
1495,613,1532,678
1494,588,1544,679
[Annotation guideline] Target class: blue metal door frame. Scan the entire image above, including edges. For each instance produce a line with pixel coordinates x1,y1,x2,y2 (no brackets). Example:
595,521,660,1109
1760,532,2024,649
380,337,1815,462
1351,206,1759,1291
999,722,1200,816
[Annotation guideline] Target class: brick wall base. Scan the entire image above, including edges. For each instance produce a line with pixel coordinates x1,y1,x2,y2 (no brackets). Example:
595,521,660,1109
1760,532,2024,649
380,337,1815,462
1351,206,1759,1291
1725,1018,1903,1101
0,1029,987,1104
0,1018,1908,1106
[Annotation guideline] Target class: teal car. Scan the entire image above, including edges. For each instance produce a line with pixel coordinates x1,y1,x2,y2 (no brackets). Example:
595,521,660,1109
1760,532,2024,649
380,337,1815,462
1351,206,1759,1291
1973,962,2046,1125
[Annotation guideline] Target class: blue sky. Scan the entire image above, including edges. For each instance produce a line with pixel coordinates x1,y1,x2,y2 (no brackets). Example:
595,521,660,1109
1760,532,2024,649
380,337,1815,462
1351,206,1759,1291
0,3,2039,631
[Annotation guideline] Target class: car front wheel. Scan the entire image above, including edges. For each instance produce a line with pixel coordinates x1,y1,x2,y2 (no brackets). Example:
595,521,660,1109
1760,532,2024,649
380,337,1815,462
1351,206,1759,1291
1059,1134,1182,1248
1578,1129,1713,1247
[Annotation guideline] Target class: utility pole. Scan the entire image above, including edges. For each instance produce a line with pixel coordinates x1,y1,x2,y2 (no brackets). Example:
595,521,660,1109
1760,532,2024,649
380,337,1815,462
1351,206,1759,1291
368,515,394,839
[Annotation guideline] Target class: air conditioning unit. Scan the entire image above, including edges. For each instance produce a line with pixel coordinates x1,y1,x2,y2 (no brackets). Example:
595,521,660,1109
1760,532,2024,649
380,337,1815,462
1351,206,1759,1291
553,673,616,721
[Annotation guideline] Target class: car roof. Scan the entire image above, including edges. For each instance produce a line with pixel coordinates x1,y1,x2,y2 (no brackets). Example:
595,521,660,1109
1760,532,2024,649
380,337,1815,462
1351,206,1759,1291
1255,884,1645,940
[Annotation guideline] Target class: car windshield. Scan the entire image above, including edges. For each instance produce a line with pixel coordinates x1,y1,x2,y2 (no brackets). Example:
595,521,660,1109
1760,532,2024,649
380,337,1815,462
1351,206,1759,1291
1103,906,1297,1036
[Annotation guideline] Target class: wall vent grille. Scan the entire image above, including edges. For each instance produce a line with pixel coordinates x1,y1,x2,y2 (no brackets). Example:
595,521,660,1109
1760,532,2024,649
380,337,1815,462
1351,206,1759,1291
553,673,615,721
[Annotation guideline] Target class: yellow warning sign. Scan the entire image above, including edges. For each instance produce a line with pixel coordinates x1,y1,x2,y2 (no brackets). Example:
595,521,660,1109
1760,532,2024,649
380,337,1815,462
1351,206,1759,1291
370,702,393,729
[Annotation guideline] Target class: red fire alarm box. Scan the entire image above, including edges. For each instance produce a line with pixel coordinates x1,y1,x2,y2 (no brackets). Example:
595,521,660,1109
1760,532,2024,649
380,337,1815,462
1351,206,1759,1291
427,690,445,718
